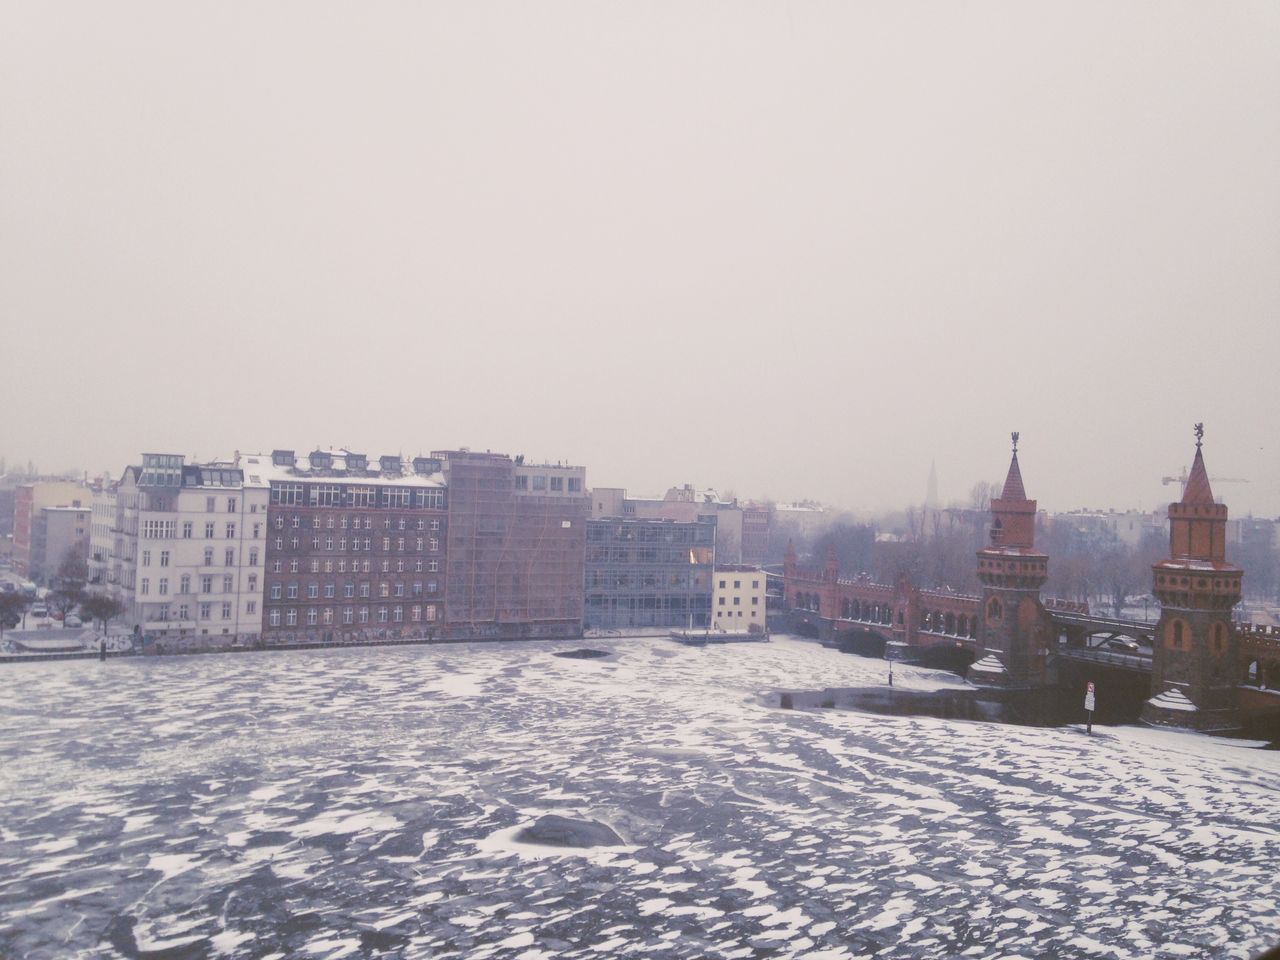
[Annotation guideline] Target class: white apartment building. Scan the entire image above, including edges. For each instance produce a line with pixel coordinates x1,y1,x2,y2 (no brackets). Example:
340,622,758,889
90,454,267,642
712,565,767,632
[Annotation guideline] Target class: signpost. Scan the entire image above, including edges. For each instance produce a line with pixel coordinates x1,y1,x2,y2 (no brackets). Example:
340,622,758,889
1084,681,1096,735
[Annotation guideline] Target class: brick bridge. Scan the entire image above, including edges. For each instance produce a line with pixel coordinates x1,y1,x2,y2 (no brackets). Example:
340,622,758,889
784,430,1280,732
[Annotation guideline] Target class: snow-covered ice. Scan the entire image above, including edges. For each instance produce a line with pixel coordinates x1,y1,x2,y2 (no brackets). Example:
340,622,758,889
0,636,1278,959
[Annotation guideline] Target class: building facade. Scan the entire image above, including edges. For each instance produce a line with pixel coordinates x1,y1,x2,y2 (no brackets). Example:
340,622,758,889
591,484,744,564
91,454,267,644
32,505,91,581
712,564,767,632
12,479,89,580
584,517,715,630
438,451,589,639
741,503,771,565
245,450,448,643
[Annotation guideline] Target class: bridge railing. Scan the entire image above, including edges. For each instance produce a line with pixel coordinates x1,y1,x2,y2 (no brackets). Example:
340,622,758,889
1048,611,1156,634
1053,646,1153,671
1238,623,1280,654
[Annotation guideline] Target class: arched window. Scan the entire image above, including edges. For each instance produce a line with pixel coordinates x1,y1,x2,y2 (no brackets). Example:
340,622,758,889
987,597,1002,621
1171,620,1185,649
1212,622,1226,652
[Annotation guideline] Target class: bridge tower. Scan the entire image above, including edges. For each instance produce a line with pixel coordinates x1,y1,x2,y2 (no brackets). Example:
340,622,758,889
968,433,1052,687
1143,425,1242,731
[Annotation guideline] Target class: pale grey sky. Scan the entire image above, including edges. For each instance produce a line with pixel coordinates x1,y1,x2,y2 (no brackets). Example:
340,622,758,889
2,1,1278,515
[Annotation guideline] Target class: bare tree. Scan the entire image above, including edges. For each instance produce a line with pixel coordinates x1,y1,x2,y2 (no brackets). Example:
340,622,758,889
0,593,28,637
79,592,125,633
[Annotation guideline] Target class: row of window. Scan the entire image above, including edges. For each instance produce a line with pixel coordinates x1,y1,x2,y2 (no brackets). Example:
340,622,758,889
271,558,439,574
276,515,442,531
268,580,439,600
139,573,258,596
142,547,259,567
147,600,251,620
271,536,439,552
179,520,262,539
145,520,249,540
141,547,260,567
271,485,445,509
717,596,760,606
267,604,438,626
515,475,582,492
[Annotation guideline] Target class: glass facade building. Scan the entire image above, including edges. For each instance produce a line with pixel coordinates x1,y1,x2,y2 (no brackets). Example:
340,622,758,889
584,517,716,630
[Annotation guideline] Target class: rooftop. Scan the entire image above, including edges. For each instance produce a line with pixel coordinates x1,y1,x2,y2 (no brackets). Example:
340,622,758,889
240,451,445,488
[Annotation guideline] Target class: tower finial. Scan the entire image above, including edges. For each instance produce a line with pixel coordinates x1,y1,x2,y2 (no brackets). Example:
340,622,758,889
1011,431,1019,454
1194,422,1203,449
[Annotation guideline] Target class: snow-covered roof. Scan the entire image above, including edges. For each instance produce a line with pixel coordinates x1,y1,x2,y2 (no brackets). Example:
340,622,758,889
1147,688,1197,712
239,452,445,489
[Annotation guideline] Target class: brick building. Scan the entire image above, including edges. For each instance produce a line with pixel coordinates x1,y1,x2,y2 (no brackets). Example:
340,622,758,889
244,450,448,643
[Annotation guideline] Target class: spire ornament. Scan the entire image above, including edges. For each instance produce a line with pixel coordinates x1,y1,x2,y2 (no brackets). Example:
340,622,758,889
1011,431,1019,454
1194,422,1204,449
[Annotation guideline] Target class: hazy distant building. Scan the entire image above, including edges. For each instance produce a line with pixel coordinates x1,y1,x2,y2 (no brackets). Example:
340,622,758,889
242,450,449,643
31,505,90,581
1047,508,1166,549
741,502,770,565
12,479,89,580
584,516,715,631
770,500,828,551
436,450,589,639
591,484,744,564
92,454,267,644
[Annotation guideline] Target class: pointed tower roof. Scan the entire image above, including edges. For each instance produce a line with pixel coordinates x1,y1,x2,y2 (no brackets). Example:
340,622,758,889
1182,426,1215,506
1001,433,1027,501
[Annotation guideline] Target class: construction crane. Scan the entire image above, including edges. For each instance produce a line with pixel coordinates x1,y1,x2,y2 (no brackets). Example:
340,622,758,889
1161,467,1249,499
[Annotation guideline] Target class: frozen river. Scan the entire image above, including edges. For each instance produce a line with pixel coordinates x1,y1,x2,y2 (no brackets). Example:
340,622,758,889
2,637,1278,959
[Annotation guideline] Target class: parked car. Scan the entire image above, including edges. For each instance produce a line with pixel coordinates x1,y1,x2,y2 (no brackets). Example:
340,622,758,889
65,614,83,628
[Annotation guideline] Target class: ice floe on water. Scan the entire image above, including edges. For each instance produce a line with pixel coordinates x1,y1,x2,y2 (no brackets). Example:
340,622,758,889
1,636,1278,958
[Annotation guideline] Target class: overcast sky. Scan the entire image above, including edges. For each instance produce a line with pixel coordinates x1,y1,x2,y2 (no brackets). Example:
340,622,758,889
2,1,1277,516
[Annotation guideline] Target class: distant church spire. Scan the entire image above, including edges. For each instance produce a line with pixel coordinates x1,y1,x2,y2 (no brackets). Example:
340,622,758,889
926,460,939,512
